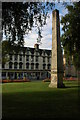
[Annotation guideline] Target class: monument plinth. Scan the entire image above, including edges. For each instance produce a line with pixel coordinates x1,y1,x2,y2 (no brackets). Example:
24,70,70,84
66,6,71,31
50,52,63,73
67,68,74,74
49,9,64,88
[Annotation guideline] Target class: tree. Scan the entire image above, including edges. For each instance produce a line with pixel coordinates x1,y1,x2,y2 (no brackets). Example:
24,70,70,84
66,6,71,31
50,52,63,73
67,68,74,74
2,2,56,64
2,2,67,64
2,2,55,46
61,2,80,71
2,40,23,64
2,2,55,63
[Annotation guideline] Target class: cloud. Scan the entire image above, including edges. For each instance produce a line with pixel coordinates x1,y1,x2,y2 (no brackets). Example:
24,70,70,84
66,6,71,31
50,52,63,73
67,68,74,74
2,3,69,50
24,5,67,49
24,5,67,50
24,13,52,49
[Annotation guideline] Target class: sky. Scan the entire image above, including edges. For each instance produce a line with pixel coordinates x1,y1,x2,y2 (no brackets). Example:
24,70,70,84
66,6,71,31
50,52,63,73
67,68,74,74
3,2,69,50
24,3,68,49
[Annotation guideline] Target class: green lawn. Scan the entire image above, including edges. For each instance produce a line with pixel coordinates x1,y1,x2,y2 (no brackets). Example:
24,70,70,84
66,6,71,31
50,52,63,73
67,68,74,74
2,80,80,119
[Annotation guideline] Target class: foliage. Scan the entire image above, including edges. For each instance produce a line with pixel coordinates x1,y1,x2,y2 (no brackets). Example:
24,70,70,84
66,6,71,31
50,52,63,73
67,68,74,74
2,2,55,46
2,40,11,64
61,2,80,70
2,2,55,64
2,40,22,64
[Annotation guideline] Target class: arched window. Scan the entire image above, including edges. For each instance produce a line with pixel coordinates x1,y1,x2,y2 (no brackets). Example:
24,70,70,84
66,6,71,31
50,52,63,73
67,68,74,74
47,64,51,70
31,63,34,70
31,55,34,62
36,56,38,62
14,62,18,69
43,57,45,62
26,63,29,69
19,55,22,61
47,57,50,63
36,63,39,69
19,62,23,69
9,54,13,61
9,62,13,69
43,64,46,70
14,54,18,61
26,55,29,61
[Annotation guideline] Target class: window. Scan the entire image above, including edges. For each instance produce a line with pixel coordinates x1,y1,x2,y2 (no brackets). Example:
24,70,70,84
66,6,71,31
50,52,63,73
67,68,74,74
48,66,50,70
26,50,29,55
49,53,51,56
43,57,45,62
14,55,18,61
31,63,34,69
19,55,22,61
14,62,18,69
31,56,34,62
47,64,51,70
31,51,34,55
48,58,50,63
19,63,23,69
26,63,29,69
10,55,12,61
43,51,45,55
36,56,38,62
36,63,39,69
26,55,29,61
36,51,38,56
47,51,51,57
43,64,46,69
9,62,13,69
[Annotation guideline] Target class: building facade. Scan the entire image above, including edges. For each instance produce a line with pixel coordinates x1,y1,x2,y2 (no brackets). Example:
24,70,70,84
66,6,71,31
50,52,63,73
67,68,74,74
2,44,51,80
2,44,77,80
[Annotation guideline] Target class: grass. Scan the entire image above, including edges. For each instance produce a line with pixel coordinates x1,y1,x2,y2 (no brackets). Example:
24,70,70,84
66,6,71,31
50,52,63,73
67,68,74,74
2,80,80,119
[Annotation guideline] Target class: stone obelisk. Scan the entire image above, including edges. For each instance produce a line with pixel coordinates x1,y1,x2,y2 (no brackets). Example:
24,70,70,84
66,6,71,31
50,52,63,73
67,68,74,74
49,9,64,88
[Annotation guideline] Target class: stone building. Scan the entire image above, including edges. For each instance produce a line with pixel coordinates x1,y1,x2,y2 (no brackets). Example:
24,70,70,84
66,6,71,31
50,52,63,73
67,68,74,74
2,44,77,80
2,44,51,80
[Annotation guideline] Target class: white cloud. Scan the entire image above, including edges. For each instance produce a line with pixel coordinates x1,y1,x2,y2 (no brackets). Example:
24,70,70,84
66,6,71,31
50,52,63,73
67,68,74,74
24,13,52,49
2,3,68,50
24,3,69,49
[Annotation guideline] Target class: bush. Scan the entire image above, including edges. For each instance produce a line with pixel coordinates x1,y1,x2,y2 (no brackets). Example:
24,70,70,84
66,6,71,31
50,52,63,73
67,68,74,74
2,78,31,83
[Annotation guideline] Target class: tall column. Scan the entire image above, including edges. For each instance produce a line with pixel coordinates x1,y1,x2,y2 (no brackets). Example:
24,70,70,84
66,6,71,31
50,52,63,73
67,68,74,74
49,9,64,88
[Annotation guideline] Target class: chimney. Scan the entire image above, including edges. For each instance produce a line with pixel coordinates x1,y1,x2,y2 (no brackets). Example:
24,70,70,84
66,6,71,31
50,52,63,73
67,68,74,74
34,44,39,49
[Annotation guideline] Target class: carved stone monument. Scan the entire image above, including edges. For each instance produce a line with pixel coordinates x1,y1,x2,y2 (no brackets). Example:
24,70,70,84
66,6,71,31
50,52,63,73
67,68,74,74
49,9,64,88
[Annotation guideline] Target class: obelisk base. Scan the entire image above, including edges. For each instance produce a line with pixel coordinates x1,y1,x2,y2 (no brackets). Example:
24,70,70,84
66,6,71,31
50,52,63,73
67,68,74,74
49,74,57,88
49,72,65,88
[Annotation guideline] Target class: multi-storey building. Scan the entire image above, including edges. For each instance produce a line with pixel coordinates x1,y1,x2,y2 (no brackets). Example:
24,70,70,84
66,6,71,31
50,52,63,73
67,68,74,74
2,44,51,80
2,44,77,80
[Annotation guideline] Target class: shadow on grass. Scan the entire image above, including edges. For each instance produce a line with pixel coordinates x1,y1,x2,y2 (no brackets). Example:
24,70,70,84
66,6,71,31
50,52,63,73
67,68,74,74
2,90,79,119
2,81,80,119
64,85,80,88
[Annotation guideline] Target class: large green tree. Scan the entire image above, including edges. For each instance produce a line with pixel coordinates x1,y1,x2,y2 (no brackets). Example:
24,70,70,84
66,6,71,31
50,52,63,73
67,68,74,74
61,2,80,71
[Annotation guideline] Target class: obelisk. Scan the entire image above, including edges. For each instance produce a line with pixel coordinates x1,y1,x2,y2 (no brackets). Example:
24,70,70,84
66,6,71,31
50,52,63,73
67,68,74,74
49,9,64,88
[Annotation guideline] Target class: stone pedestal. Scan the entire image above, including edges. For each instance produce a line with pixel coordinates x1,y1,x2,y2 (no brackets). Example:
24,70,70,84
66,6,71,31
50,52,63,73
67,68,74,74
49,9,64,88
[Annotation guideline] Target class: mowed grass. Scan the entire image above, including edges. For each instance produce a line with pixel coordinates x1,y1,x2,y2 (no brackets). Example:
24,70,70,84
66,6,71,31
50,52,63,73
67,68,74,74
2,80,80,119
